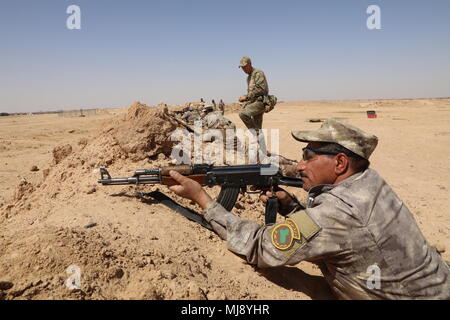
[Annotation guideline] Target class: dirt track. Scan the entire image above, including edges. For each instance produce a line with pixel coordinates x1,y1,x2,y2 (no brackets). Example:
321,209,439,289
1,99,449,300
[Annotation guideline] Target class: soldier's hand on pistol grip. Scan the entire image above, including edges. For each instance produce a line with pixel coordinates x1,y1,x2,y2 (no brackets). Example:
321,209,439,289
253,186,297,216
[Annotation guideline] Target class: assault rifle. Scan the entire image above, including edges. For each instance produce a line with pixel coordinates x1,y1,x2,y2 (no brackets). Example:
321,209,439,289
162,108,196,133
98,164,303,225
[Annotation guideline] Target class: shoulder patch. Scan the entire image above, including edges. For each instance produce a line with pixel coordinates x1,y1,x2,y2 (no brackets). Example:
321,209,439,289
271,224,294,251
285,218,301,240
288,210,321,241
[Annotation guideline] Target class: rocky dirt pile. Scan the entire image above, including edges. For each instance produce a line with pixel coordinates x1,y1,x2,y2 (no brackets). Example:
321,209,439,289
0,223,250,300
3,101,178,219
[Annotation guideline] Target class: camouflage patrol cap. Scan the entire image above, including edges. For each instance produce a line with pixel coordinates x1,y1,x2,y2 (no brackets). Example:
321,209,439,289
291,119,378,160
239,56,251,68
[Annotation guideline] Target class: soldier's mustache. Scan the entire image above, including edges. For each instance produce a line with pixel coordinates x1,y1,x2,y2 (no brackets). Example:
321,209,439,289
299,172,308,178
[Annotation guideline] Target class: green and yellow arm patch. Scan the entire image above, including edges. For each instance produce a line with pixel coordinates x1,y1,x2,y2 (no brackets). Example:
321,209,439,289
270,211,321,254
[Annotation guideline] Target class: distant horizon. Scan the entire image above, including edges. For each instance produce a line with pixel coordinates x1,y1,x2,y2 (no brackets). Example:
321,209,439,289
3,95,450,115
1,1,449,113
2,89,450,115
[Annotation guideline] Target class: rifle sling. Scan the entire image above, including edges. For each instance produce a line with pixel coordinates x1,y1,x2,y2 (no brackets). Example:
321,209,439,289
142,191,214,231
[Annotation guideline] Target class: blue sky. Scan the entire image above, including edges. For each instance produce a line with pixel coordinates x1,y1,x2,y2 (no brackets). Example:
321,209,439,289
1,0,450,112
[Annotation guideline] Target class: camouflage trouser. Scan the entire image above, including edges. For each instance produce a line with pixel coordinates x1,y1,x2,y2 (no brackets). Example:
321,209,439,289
239,101,265,130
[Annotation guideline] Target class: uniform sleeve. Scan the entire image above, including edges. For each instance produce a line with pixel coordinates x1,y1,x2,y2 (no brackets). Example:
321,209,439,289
246,71,268,101
286,199,356,264
203,200,322,268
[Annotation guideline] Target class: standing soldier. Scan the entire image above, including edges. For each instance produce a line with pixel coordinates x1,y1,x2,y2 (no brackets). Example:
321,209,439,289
218,99,225,115
238,56,269,131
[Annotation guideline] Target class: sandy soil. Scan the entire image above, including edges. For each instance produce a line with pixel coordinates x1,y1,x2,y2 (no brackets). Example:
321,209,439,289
1,99,449,300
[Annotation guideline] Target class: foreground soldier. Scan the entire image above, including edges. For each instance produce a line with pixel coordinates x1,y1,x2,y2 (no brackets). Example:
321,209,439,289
168,119,450,299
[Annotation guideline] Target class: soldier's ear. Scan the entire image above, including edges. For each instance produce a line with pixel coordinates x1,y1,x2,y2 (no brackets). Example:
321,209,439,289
334,153,350,175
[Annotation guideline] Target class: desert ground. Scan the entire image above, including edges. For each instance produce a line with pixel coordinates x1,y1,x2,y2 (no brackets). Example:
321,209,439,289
1,98,449,300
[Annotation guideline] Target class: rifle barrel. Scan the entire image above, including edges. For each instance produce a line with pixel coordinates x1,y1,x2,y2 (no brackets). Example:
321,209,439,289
98,176,161,185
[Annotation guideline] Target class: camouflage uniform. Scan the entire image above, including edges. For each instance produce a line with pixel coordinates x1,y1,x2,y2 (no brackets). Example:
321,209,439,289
181,109,202,124
202,111,236,130
203,119,450,299
201,110,236,142
218,99,225,115
239,57,269,130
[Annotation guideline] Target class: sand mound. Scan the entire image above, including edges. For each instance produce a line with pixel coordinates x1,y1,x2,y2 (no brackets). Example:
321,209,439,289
12,180,35,202
113,101,178,161
0,225,246,299
3,101,178,218
53,144,73,165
